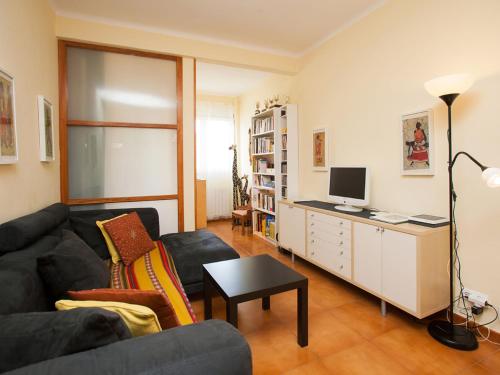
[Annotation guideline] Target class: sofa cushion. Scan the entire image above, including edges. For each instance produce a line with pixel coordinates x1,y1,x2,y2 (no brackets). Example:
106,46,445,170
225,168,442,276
0,203,69,254
69,207,160,241
0,307,131,373
56,300,161,337
37,230,110,300
0,235,61,314
69,212,114,259
68,288,179,329
96,214,128,264
161,230,240,293
103,212,156,266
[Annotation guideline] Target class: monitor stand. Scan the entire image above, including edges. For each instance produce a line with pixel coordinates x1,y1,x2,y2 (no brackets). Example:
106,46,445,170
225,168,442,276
335,204,363,213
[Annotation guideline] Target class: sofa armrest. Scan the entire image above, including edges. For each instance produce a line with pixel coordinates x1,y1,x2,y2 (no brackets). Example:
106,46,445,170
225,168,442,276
5,320,252,375
69,207,160,240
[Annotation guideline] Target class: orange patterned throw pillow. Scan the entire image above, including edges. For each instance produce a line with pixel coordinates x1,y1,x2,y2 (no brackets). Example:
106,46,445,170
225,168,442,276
103,212,156,266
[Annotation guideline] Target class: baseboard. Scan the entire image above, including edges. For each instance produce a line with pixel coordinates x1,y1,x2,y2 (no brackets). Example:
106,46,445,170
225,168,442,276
452,312,500,343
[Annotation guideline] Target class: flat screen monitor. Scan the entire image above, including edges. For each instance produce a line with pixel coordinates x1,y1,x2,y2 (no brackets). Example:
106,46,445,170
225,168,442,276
328,166,370,212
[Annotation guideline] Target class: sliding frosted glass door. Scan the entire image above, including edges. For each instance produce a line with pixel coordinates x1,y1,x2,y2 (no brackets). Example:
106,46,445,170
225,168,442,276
60,41,184,232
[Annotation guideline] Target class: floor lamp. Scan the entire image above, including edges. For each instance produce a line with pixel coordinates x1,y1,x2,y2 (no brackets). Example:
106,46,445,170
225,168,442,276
424,74,500,350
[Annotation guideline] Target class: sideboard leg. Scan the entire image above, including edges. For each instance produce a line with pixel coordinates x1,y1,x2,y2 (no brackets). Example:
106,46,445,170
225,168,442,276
380,300,387,317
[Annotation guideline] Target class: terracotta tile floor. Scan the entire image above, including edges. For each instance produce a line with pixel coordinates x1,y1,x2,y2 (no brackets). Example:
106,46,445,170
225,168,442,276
189,220,500,375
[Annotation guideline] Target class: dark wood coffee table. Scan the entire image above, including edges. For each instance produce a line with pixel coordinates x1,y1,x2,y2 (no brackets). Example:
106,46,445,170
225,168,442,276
203,254,308,347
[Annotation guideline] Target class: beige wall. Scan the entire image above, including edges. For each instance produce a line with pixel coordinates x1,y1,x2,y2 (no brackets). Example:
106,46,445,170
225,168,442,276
290,0,500,330
238,75,294,177
0,0,59,223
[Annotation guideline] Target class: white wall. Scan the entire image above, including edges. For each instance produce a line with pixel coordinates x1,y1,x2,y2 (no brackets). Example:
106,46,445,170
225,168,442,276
0,0,59,223
290,0,500,330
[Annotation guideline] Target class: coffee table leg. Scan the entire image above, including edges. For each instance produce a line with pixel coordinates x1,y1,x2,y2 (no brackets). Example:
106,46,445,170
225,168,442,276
262,296,270,310
203,269,213,320
226,300,238,328
297,283,308,347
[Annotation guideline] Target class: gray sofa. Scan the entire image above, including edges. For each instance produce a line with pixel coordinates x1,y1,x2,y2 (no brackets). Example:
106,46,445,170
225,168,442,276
0,203,251,374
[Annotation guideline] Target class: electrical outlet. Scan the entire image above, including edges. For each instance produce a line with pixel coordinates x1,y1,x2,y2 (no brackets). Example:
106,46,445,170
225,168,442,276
466,288,488,307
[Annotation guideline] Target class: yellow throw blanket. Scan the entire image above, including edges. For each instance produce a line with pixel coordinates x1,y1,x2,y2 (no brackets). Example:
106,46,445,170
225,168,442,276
110,241,196,326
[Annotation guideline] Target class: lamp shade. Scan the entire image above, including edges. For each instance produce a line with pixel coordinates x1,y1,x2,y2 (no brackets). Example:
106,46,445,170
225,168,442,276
482,167,500,188
424,74,475,97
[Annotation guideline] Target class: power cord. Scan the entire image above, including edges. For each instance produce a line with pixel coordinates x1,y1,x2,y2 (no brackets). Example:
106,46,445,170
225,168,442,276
449,181,499,335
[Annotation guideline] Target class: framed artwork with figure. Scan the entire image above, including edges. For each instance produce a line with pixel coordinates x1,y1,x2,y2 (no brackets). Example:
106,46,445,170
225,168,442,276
38,95,55,162
0,69,18,164
313,128,328,171
401,110,434,175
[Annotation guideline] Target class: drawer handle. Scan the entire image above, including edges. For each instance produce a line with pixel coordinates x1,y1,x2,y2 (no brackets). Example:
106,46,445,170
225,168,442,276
340,241,343,245
311,231,315,235
340,265,344,270
311,239,315,243
310,223,315,226
340,251,344,256
311,214,315,217
340,221,344,225
376,227,380,232
339,231,343,235
381,228,385,233
311,251,315,255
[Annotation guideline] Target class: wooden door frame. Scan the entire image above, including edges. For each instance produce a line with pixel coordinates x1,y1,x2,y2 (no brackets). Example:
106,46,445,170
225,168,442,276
58,39,184,232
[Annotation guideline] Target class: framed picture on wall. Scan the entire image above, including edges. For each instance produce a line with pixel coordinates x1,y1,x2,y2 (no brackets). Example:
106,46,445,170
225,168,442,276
37,95,55,162
0,69,18,164
313,127,328,171
401,110,434,175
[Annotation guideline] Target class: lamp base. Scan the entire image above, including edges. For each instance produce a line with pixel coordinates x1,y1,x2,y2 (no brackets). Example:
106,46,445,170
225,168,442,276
428,320,478,351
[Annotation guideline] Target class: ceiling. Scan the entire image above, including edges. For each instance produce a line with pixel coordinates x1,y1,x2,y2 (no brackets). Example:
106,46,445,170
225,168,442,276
196,62,273,96
51,0,385,56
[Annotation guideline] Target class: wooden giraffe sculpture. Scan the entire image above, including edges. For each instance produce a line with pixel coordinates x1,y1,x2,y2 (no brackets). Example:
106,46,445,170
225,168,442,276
229,144,242,209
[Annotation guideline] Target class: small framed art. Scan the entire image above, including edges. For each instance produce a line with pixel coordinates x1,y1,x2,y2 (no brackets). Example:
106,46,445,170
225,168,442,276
313,127,328,171
401,110,434,175
38,95,54,162
0,69,18,164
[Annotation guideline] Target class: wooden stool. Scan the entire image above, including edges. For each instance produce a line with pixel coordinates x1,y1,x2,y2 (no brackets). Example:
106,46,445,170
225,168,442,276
232,207,252,235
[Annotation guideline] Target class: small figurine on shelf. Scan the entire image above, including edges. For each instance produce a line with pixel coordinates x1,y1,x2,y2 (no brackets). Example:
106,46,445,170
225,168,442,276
263,99,269,111
272,94,281,108
255,101,261,115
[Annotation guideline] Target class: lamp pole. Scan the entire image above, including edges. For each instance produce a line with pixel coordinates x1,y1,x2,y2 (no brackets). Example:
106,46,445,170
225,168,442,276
442,94,459,326
427,93,478,351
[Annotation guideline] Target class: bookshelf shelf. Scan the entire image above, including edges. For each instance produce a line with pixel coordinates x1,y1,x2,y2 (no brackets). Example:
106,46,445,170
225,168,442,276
254,207,276,216
253,186,275,191
251,104,298,245
252,130,274,137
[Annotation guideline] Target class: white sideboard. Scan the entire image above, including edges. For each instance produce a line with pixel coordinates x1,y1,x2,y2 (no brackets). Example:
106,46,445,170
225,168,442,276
277,200,449,319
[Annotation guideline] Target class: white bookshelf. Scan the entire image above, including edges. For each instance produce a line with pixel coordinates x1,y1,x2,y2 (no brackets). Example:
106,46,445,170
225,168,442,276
250,104,298,245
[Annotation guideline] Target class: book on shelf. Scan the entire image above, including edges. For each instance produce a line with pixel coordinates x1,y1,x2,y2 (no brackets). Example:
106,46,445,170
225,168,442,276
253,159,273,173
254,212,275,240
254,174,275,188
253,191,275,212
282,175,287,186
281,134,288,149
282,186,287,198
281,150,287,161
281,163,288,173
253,137,274,154
253,116,274,134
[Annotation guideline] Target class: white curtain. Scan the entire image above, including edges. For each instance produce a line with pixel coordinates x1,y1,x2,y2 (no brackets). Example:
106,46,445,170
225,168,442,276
196,100,235,220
